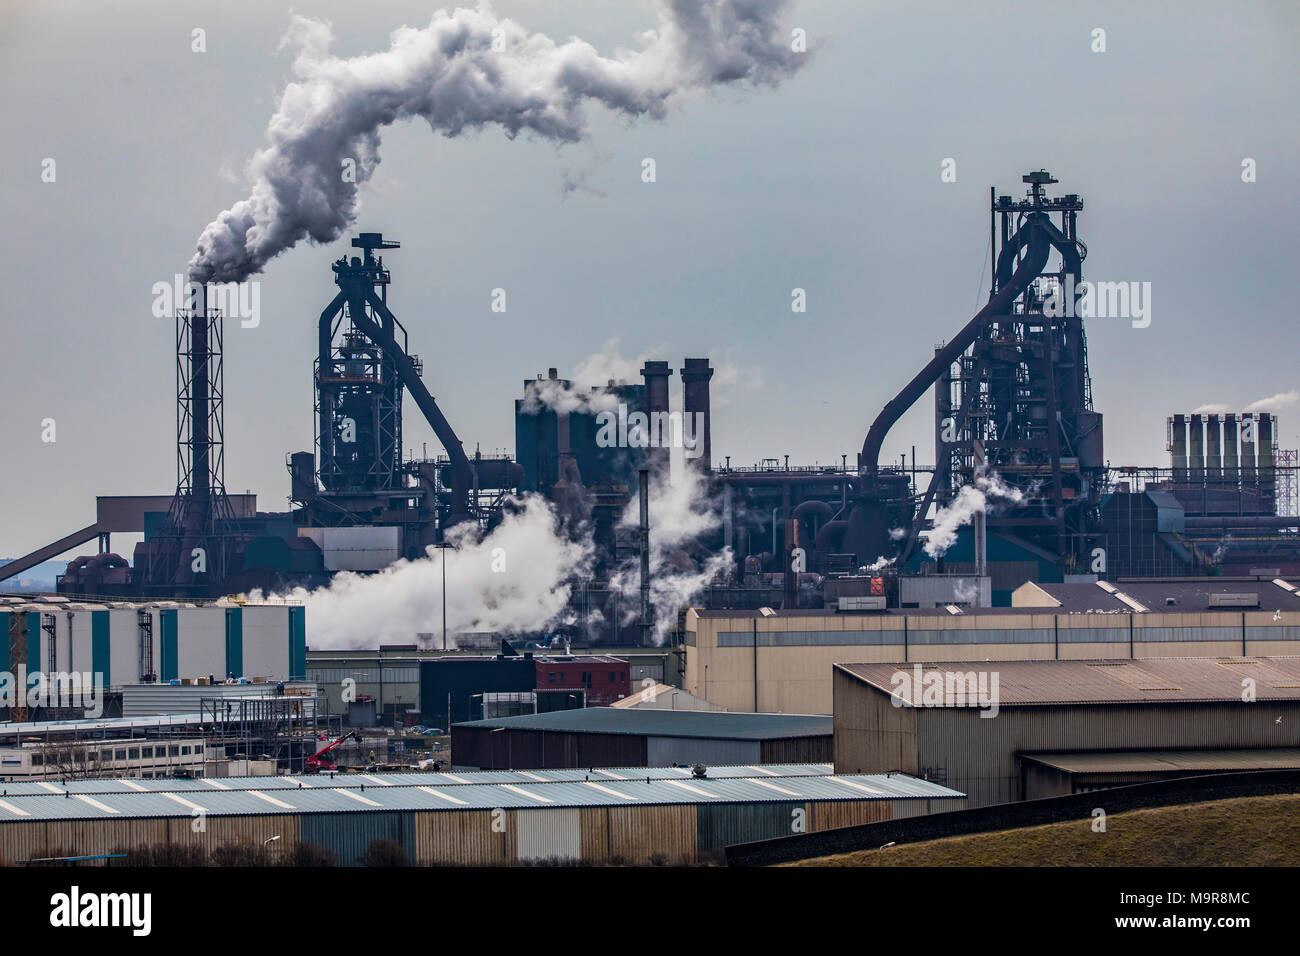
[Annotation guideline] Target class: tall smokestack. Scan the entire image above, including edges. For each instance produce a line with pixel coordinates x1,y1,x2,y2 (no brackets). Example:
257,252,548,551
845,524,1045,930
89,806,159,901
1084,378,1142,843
1189,414,1205,483
640,361,671,480
1171,414,1187,482
178,283,214,584
638,468,652,646
680,358,714,473
1259,412,1276,511
1206,414,1222,485
1223,414,1239,488
1241,413,1257,488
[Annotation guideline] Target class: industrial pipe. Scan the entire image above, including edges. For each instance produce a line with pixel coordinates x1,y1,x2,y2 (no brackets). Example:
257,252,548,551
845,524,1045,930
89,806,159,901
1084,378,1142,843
859,212,1057,478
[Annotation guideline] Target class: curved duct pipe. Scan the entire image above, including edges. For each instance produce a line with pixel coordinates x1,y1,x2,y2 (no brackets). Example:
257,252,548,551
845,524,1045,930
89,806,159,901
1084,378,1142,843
859,213,1056,480
793,500,833,545
845,214,1058,566
815,519,848,552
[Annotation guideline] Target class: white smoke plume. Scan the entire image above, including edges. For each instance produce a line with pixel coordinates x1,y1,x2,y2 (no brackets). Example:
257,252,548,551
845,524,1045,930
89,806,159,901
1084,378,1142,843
1245,390,1299,414
923,471,1025,560
531,340,761,416
292,495,592,649
520,376,619,416
1191,403,1230,415
952,578,978,604
188,0,807,282
609,466,730,644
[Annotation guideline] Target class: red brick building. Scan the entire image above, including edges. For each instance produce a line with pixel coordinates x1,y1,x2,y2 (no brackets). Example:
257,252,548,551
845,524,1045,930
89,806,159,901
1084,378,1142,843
535,656,630,707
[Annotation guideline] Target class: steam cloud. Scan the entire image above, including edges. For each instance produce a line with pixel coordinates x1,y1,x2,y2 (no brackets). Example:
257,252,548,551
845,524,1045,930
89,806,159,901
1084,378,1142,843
1245,390,1298,414
188,0,806,282
1191,392,1297,416
520,377,619,416
924,472,1025,559
292,496,593,647
609,465,730,642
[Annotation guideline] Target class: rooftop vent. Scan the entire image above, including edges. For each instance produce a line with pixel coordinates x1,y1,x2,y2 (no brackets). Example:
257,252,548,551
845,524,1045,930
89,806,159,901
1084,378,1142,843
1208,592,1260,608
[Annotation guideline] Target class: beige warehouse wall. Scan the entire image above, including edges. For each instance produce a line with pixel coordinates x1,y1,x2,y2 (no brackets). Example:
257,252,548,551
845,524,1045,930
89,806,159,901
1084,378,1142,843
685,608,1300,714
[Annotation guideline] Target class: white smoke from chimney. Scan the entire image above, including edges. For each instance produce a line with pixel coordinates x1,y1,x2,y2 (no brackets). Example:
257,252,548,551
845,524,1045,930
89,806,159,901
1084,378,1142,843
293,495,592,649
520,377,619,416
188,0,807,282
1245,390,1298,413
923,472,1024,560
609,466,729,645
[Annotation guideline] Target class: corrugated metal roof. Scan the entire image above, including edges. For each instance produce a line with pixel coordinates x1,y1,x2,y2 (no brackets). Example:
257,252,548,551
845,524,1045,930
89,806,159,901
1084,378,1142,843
838,656,1300,705
456,707,831,739
0,770,961,821
0,713,207,737
694,579,1300,619
1021,748,1300,773
0,764,838,797
1029,579,1300,614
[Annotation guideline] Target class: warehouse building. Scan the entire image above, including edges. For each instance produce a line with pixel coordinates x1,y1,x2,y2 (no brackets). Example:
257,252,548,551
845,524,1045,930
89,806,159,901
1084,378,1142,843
307,648,669,727
419,653,633,728
1,598,306,707
452,708,832,770
832,656,1300,807
0,765,963,865
683,576,1300,714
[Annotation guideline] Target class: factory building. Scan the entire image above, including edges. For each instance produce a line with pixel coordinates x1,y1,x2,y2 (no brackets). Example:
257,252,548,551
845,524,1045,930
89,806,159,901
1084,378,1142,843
831,657,1300,807
0,766,963,865
683,577,1300,714
452,708,833,770
1,599,306,720
303,649,668,727
418,652,633,729
0,702,323,781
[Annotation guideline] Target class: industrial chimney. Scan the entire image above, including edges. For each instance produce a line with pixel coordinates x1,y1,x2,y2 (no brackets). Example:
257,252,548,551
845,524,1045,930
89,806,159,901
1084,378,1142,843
680,358,713,472
640,361,672,480
1240,413,1257,488
1188,414,1205,483
1170,414,1188,482
1223,414,1239,488
1259,412,1276,511
1206,414,1222,485
638,468,652,645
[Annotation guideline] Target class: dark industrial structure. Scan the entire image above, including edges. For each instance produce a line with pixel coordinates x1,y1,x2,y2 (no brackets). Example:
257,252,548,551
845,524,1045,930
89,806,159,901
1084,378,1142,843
3,172,1297,637
452,708,833,770
418,649,631,727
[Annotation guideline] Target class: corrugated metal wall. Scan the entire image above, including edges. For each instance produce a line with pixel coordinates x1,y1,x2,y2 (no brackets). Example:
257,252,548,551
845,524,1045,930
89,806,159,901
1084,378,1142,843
453,726,647,770
760,736,833,763
645,736,760,767
0,799,929,865
605,805,698,864
696,801,802,856
0,815,304,864
417,809,510,865
300,811,416,867
515,808,582,862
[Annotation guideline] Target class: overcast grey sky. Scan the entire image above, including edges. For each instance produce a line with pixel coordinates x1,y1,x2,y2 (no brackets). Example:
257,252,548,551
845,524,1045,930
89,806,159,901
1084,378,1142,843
1,0,1297,558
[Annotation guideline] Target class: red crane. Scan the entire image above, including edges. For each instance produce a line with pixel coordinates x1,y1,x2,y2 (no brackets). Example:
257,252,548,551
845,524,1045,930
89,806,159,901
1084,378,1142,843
305,730,359,773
